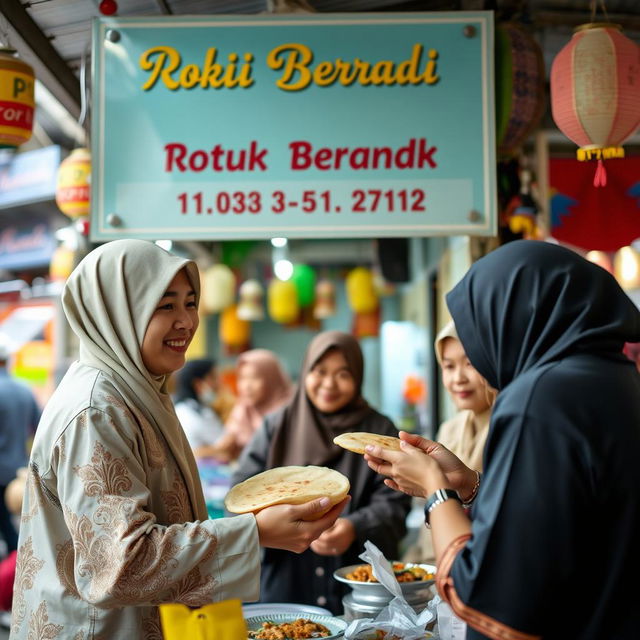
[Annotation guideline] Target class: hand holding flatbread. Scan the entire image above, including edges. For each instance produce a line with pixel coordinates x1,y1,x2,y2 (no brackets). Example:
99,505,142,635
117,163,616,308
225,465,350,520
333,431,402,455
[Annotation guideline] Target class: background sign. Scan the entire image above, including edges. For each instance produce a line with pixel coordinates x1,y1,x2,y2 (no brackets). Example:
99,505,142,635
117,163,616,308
92,13,495,240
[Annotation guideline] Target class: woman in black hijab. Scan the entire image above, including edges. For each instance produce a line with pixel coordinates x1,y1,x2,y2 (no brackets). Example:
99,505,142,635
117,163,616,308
365,241,640,640
230,331,411,613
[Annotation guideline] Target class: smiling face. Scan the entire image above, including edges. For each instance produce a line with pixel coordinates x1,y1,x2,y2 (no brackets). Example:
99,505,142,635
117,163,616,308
305,348,357,414
141,269,199,376
236,362,267,407
440,337,492,414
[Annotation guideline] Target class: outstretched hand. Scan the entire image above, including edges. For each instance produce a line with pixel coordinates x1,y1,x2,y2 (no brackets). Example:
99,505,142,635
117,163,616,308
255,496,350,553
364,431,475,498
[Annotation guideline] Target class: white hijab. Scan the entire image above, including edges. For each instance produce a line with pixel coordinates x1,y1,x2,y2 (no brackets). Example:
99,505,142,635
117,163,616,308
62,239,208,520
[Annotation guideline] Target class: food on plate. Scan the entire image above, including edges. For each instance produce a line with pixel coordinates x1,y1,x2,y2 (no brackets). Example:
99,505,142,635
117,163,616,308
224,465,349,520
333,432,402,455
248,618,331,639
345,562,435,583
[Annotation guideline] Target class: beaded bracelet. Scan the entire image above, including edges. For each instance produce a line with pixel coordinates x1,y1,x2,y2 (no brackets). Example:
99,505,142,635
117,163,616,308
461,470,481,508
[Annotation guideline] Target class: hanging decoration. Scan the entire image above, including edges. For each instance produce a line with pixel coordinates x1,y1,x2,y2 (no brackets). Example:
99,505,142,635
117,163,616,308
313,280,336,319
346,267,378,314
268,279,299,324
506,167,542,239
219,305,250,353
99,0,119,16
55,148,92,218
550,22,640,187
237,279,265,321
495,23,546,159
49,246,76,282
0,48,35,149
202,264,235,314
352,308,381,339
291,264,316,308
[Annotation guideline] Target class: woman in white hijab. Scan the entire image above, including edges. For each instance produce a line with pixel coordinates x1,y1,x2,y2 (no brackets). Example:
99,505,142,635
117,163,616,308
403,320,495,564
10,240,346,640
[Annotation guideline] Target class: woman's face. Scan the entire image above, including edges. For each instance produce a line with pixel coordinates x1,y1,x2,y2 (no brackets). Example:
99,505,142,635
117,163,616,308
141,270,199,376
237,362,266,406
441,337,492,414
305,348,356,414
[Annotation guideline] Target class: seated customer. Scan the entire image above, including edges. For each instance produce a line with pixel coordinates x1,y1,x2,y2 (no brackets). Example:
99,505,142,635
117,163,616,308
230,330,411,613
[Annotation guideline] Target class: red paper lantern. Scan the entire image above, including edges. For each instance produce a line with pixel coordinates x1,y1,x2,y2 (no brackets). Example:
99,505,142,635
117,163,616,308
550,23,640,187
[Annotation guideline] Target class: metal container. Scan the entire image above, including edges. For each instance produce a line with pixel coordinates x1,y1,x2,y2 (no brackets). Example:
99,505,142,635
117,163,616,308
334,563,436,620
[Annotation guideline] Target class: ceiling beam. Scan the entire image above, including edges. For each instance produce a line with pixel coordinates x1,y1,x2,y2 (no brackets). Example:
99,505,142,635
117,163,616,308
0,0,81,120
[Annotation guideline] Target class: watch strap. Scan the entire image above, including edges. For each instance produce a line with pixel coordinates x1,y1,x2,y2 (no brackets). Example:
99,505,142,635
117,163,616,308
424,488,462,527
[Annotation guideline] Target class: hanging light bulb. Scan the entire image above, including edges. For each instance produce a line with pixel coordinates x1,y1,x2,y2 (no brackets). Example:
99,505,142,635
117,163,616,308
585,250,613,274
614,246,640,289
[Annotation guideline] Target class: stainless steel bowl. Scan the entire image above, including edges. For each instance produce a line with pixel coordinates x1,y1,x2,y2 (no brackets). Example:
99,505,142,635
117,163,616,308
334,563,436,611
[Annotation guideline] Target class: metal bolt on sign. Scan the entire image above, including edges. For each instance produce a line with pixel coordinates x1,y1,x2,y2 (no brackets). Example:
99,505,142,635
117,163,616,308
463,25,476,38
468,210,481,222
105,29,121,43
106,213,122,227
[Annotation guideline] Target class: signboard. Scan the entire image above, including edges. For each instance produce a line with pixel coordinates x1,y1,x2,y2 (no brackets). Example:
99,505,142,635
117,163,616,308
0,145,60,208
92,13,496,241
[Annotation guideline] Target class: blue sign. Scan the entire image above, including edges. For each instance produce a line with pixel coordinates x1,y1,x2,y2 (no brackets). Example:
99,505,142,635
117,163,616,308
0,223,56,270
91,13,496,241
0,146,61,209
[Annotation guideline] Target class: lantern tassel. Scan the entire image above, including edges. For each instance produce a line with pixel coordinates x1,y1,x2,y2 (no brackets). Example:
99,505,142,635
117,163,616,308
593,159,607,188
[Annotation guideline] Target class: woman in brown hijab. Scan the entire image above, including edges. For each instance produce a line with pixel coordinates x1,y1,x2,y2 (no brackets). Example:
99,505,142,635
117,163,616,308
230,331,411,614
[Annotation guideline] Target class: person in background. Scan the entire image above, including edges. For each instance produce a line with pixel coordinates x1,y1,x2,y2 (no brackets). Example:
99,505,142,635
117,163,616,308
230,330,411,614
0,341,40,556
219,349,292,460
365,240,640,640
173,358,226,459
10,240,347,640
403,320,495,564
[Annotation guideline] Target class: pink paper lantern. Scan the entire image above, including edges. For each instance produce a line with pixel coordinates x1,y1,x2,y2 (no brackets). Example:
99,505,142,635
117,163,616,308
550,24,640,186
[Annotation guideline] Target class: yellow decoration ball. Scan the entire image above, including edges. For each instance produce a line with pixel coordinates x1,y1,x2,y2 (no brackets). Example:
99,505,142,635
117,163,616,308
268,279,299,324
346,267,378,313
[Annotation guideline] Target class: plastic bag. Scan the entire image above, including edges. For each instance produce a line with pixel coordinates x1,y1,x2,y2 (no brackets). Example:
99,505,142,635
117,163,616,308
344,541,436,640
159,599,247,640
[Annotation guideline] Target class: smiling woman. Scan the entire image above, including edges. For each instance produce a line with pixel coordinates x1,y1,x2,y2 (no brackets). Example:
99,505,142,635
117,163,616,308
141,270,199,376
10,239,348,640
230,330,411,614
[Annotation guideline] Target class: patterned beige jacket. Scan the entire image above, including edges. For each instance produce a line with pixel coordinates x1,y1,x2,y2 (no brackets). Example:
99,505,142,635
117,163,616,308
10,363,260,640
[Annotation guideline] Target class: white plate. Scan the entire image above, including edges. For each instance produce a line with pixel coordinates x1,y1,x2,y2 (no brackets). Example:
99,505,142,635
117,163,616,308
242,603,333,618
246,613,347,639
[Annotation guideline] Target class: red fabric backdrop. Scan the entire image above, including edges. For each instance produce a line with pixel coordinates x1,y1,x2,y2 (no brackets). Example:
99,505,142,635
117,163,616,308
549,157,640,251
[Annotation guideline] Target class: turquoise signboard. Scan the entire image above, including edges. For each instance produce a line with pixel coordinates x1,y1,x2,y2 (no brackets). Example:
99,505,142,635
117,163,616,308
91,13,495,241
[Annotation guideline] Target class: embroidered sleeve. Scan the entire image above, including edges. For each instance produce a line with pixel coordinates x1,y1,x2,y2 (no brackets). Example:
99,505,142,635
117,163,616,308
53,407,260,608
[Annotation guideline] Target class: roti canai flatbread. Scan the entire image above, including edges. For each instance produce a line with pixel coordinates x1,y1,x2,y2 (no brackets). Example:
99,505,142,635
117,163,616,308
224,465,350,520
333,432,402,455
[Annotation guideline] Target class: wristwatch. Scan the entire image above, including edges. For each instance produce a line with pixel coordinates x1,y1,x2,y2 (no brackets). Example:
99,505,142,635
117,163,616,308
424,488,461,527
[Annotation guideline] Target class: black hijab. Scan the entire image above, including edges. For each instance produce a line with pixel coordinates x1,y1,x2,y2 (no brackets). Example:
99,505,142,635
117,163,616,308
446,240,640,391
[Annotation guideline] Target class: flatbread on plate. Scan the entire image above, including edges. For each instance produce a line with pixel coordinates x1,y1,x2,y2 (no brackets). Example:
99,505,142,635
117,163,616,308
333,432,402,455
224,465,350,520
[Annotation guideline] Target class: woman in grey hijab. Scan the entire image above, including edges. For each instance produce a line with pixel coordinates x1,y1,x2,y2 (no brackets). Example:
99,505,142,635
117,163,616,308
11,240,346,640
